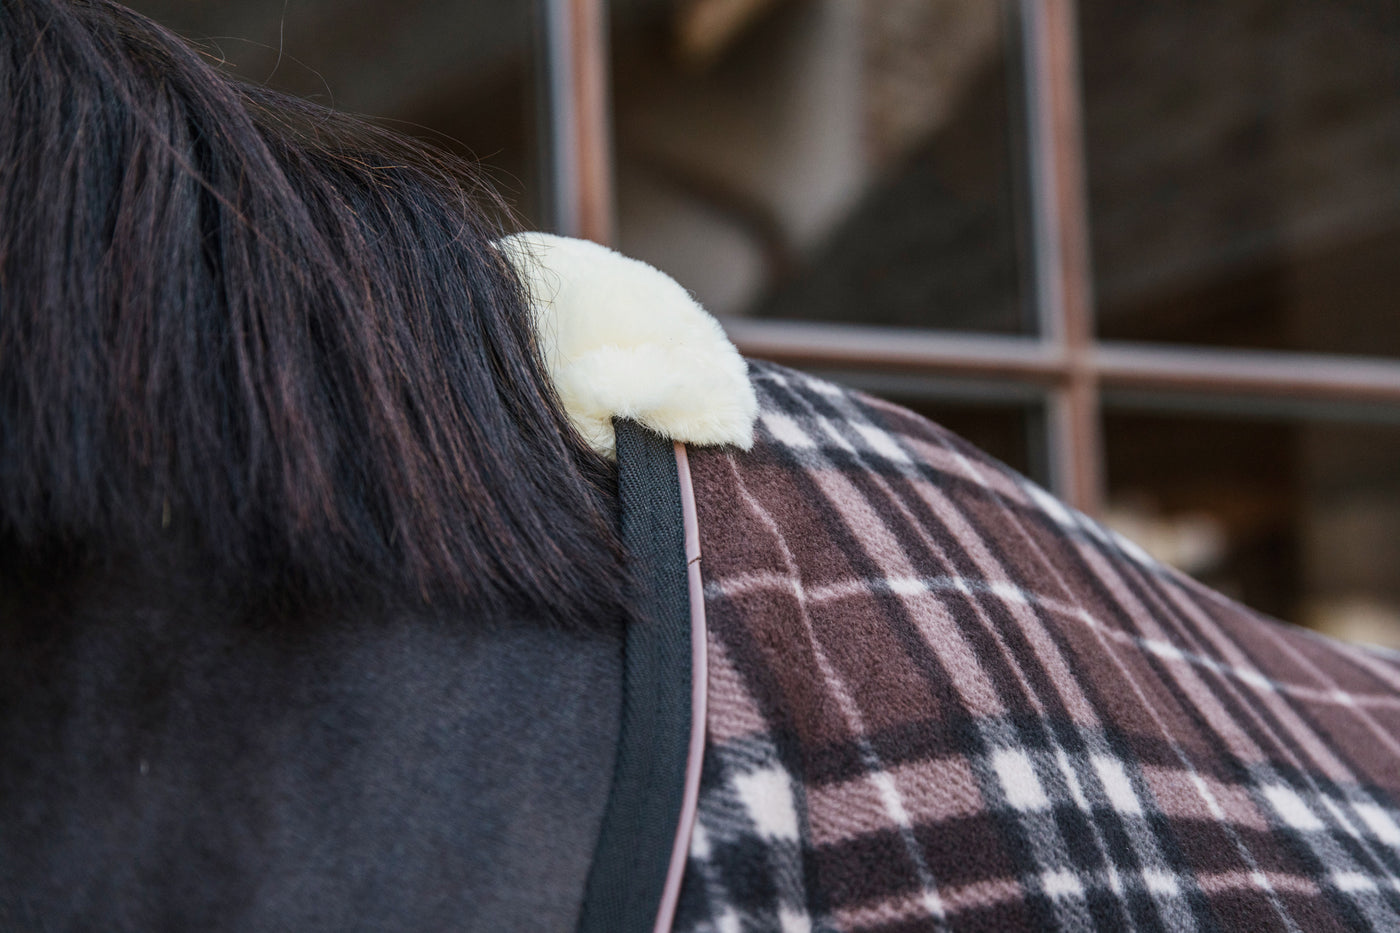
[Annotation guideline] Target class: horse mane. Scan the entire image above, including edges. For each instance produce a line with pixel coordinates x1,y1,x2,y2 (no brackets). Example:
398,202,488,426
0,0,626,625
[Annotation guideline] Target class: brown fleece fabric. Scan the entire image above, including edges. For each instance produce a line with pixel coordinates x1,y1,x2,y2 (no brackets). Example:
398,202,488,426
672,360,1400,933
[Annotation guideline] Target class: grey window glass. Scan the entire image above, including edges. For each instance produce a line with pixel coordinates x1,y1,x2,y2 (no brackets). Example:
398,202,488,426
901,400,1041,483
1104,408,1400,649
1081,1,1400,357
611,0,1031,333
813,369,1044,481
129,0,543,225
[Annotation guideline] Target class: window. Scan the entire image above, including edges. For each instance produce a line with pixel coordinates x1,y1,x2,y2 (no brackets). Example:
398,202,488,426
130,0,545,223
128,0,1400,646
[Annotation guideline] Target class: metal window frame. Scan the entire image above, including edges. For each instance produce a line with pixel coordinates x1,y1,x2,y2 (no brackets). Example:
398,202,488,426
540,0,614,244
541,0,1400,516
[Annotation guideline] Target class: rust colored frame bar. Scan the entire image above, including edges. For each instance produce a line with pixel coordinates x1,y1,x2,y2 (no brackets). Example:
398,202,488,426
723,318,1400,407
542,0,615,244
721,322,1066,383
1021,0,1101,513
1095,344,1400,405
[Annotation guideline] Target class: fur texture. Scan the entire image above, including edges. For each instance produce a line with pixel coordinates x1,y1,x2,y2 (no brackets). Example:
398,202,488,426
0,0,626,624
501,233,758,459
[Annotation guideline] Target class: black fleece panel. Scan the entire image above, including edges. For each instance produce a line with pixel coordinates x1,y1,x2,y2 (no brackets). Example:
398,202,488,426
577,420,694,933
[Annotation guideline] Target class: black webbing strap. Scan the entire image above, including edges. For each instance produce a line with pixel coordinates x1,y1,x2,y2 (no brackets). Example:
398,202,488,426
576,421,693,933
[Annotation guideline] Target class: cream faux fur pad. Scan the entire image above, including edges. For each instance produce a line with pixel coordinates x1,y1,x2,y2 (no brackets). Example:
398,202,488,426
499,232,757,459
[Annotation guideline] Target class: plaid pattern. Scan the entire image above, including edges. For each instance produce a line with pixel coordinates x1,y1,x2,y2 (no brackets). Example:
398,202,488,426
672,361,1400,933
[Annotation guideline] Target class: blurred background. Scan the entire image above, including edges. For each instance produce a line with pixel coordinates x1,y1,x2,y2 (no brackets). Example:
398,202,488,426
127,0,1400,648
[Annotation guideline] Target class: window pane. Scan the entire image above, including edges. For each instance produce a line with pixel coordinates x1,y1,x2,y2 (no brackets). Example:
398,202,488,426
1080,2,1400,356
813,370,1043,480
612,0,1030,333
1104,409,1400,648
128,0,542,224
902,400,1040,483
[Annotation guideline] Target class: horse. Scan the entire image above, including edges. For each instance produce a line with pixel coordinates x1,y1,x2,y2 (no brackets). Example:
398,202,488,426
5,2,1400,932
1,1,633,929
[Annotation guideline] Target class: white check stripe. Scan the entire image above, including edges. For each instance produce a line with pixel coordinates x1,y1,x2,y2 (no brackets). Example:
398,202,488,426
708,573,1400,710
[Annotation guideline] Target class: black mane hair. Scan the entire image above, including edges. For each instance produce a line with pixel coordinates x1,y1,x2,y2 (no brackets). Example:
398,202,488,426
0,0,625,625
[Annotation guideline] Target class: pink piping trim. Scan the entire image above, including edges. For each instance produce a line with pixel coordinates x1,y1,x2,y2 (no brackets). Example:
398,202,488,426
653,442,708,933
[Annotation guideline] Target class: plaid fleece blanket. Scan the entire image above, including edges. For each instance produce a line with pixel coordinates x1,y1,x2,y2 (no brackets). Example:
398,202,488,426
672,361,1400,933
